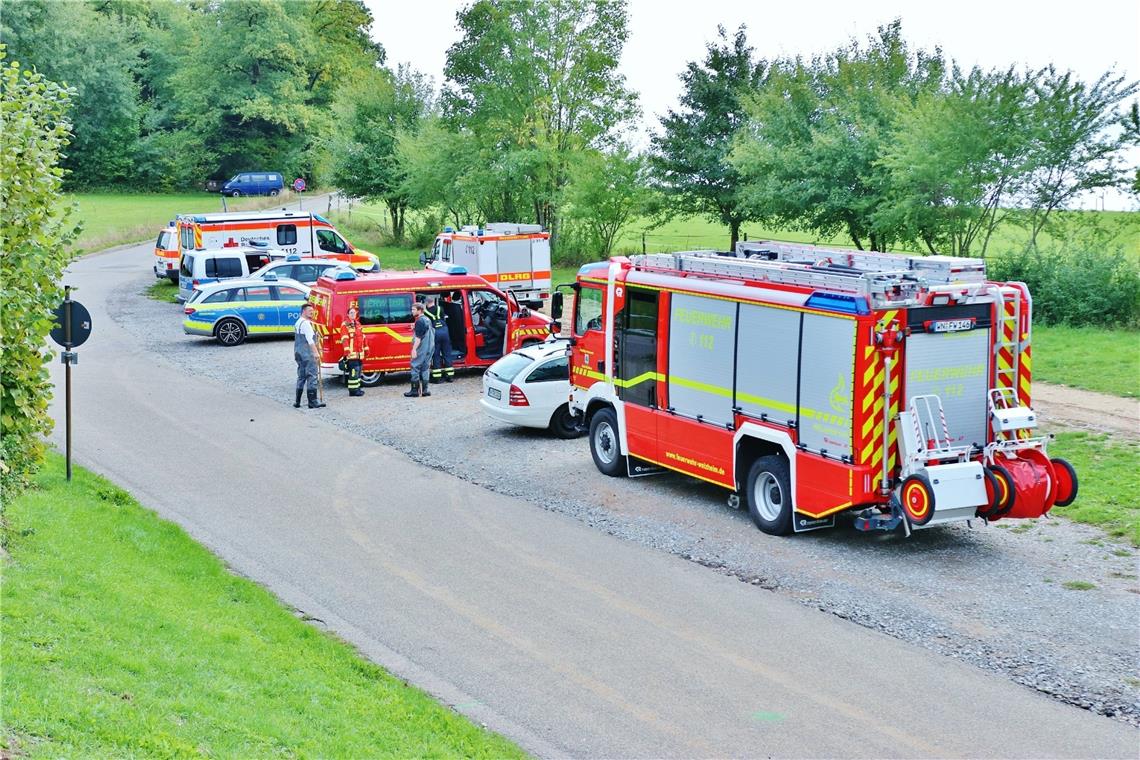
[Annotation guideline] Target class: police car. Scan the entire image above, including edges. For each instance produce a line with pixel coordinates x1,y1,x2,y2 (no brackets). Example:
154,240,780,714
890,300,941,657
480,339,581,438
183,276,310,346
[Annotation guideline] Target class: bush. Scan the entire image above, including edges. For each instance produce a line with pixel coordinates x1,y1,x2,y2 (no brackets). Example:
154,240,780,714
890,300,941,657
988,245,1140,328
0,52,79,496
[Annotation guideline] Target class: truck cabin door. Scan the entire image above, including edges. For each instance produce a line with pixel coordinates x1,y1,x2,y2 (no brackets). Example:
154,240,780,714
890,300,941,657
469,289,508,361
357,293,415,369
570,283,606,391
615,287,660,461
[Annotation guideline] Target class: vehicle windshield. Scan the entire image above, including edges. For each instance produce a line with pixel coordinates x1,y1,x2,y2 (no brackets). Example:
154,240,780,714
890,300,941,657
486,352,535,383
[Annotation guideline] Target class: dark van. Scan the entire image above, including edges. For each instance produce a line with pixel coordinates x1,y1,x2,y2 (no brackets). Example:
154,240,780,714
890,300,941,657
221,172,285,197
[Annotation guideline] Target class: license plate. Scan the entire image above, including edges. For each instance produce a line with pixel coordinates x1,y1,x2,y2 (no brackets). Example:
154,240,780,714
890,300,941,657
930,318,974,333
487,387,501,400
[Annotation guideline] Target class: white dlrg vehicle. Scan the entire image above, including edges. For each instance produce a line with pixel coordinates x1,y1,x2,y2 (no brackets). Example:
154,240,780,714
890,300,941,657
480,339,581,438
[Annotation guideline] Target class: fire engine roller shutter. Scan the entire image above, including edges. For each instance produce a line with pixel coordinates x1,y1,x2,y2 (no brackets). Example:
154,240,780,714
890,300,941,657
668,293,737,427
735,304,800,424
797,314,855,459
905,328,991,449
496,239,533,286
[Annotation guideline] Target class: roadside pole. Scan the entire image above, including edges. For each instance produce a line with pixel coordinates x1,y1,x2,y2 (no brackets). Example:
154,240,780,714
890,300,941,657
50,286,92,481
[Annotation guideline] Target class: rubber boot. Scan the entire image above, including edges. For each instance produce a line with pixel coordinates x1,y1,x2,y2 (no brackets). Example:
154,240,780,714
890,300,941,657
307,389,326,408
294,389,303,408
403,382,420,398
421,384,431,397
350,388,364,397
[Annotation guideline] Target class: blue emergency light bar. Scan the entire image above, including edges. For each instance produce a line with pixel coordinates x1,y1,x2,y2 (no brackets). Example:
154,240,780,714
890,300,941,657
804,291,870,315
335,270,357,280
285,253,302,261
428,261,468,276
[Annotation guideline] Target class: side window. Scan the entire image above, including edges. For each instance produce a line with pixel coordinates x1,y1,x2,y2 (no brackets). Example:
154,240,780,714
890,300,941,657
224,288,245,302
442,240,452,262
215,258,243,278
180,226,194,250
155,231,166,248
292,264,318,282
202,290,231,304
526,356,569,383
205,258,217,278
574,286,603,335
253,174,268,182
244,285,272,301
277,224,297,245
359,294,413,325
180,256,194,277
316,229,347,254
275,286,307,302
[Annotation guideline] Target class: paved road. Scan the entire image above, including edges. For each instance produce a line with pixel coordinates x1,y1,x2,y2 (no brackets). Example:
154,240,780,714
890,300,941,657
48,235,1138,757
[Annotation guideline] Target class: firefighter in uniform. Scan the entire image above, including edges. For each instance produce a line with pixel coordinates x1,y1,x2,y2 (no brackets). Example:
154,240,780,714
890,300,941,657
425,295,454,383
339,301,366,397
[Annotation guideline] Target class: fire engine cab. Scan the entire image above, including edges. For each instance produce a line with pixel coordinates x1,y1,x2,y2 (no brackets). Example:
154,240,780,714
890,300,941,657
557,241,1078,536
309,268,555,385
175,210,378,272
423,223,552,308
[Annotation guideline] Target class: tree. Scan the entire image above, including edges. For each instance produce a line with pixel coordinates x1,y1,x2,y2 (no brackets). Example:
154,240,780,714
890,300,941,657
329,65,432,241
1018,68,1139,248
877,66,1034,257
650,25,767,250
0,49,79,494
563,148,653,256
731,20,945,251
397,120,483,228
0,0,141,186
442,0,637,246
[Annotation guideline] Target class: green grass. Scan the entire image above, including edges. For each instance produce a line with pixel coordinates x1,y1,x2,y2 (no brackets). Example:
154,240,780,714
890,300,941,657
1033,325,1140,398
1061,580,1097,591
145,278,180,304
69,191,305,254
1050,432,1140,545
1,454,527,759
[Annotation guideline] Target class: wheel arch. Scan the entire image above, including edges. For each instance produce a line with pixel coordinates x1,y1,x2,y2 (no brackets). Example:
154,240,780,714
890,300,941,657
733,423,798,498
212,313,249,334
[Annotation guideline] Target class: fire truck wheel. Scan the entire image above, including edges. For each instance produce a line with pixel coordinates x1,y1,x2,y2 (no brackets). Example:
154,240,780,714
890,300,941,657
360,371,382,387
900,474,936,526
214,318,247,347
989,464,1016,518
745,456,792,536
589,408,627,477
549,404,583,439
1050,457,1079,507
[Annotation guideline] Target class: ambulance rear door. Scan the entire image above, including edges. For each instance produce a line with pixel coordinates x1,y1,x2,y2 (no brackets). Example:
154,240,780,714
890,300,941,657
496,237,533,292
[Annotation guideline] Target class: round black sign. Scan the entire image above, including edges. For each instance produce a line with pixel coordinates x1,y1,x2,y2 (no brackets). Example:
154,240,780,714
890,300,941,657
50,300,93,348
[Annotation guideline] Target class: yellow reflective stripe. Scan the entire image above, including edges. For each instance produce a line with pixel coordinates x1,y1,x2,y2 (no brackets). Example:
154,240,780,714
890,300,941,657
736,390,797,416
361,325,413,343
615,371,662,389
248,325,290,334
670,375,732,399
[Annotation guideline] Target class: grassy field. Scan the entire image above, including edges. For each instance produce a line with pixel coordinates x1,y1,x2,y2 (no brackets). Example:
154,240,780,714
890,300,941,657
1,454,526,759
146,278,180,303
69,191,309,254
1049,432,1140,545
1033,326,1140,398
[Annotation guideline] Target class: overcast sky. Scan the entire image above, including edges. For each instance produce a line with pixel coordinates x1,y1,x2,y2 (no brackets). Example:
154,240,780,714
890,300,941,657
364,0,1140,209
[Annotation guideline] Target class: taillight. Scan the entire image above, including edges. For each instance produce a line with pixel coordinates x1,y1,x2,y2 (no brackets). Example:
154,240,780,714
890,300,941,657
509,385,529,406
192,279,199,287
184,306,196,315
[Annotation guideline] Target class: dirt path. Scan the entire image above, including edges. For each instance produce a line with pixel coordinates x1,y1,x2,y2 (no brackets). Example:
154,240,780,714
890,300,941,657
1035,382,1139,439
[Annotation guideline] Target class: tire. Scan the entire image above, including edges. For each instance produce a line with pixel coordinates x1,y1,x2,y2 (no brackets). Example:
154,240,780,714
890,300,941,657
215,318,247,346
589,408,626,477
360,371,382,387
269,189,279,197
1050,457,1079,507
990,463,1016,518
230,190,241,197
979,467,1002,519
900,473,936,526
745,455,793,535
548,403,582,439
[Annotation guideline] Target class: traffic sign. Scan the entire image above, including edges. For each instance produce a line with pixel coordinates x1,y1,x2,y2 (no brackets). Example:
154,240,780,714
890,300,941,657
51,298,92,348
293,177,307,192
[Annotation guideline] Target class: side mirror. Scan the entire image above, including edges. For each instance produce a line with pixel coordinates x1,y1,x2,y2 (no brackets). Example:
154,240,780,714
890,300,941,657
419,251,428,266
551,291,564,321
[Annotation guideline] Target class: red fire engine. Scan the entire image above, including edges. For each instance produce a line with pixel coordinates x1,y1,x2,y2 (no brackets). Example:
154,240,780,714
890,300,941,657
556,241,1078,535
309,267,555,385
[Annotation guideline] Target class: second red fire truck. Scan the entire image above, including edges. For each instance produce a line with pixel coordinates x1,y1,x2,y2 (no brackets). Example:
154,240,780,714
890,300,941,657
556,241,1078,536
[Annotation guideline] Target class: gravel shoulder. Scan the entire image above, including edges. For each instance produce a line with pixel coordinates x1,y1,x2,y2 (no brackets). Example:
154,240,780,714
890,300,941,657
115,267,1140,727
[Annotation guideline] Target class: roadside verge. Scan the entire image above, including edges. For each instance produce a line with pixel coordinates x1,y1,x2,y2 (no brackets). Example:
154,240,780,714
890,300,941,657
1,454,525,759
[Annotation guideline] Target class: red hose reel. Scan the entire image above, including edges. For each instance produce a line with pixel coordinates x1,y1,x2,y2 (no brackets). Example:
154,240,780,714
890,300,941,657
980,450,1078,521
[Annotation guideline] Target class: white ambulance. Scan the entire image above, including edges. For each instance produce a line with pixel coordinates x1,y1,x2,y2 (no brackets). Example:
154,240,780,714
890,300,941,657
175,210,378,272
423,223,551,308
